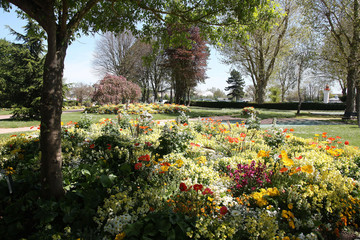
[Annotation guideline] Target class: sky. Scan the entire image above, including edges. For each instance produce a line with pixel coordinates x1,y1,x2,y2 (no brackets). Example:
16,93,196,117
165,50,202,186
0,7,243,94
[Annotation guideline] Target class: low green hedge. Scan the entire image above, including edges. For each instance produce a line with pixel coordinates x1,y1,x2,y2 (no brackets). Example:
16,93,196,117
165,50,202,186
191,101,346,111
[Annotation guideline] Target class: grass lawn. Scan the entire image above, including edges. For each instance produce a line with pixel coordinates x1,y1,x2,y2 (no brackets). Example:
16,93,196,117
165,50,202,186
289,124,360,147
0,110,12,115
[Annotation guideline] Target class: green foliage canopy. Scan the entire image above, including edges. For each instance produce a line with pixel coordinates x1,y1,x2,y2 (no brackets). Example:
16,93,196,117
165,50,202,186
0,20,44,119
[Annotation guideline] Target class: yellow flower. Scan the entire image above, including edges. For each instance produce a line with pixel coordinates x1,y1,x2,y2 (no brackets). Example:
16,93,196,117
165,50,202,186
283,157,294,167
282,210,289,219
115,232,126,240
196,156,206,164
257,150,270,158
301,165,314,174
288,203,293,209
282,237,290,240
281,151,294,167
175,159,184,167
160,165,169,172
267,187,280,196
289,220,295,229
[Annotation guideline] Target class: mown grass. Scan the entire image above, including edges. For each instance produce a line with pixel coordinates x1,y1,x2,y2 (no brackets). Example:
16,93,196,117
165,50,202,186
289,125,360,147
0,110,12,115
1,108,359,147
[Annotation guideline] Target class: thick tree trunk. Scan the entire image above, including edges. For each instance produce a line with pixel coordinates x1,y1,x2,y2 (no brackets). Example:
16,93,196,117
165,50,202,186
343,60,356,119
356,86,360,127
343,0,359,120
40,28,67,199
255,81,266,104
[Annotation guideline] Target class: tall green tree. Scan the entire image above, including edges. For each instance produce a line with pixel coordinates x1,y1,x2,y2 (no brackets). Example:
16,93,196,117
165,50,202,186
302,0,360,120
0,19,44,119
225,69,245,101
0,0,277,199
219,0,293,103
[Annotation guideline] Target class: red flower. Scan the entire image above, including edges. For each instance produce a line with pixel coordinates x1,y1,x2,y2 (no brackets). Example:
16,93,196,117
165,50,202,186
107,144,112,150
90,144,95,149
190,143,200,147
135,162,142,170
345,141,349,145
134,143,140,146
145,142,152,147
280,167,288,173
202,188,213,195
295,156,302,160
220,206,228,215
138,154,150,161
179,183,188,192
193,184,203,192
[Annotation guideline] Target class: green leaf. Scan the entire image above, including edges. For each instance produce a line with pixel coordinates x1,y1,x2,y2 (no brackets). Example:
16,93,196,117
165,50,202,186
167,229,176,240
99,174,116,187
119,163,132,175
125,221,143,237
81,169,91,176
157,218,171,233
143,222,157,236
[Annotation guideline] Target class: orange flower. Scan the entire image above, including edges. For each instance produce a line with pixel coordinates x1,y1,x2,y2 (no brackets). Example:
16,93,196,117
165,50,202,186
280,167,288,173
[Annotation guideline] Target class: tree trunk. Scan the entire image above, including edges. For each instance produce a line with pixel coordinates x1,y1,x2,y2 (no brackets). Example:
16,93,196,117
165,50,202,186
40,28,67,199
343,0,359,120
356,86,360,127
255,82,266,104
343,60,357,119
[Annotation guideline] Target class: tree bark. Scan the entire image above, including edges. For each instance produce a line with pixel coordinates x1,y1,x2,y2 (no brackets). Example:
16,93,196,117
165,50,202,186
255,81,266,104
343,58,357,119
356,86,360,127
342,0,359,120
40,24,67,199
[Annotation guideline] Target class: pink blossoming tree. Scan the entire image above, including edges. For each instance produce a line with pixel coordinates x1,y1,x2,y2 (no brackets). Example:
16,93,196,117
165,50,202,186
92,74,141,104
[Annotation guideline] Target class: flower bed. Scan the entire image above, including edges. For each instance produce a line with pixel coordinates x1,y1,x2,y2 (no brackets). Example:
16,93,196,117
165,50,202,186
0,114,360,239
84,103,190,115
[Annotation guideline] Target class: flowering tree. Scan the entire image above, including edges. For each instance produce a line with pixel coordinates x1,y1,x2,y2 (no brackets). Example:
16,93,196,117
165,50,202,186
92,74,141,104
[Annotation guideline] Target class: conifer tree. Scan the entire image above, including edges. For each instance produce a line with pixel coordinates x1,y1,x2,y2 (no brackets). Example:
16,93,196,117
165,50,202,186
225,69,245,101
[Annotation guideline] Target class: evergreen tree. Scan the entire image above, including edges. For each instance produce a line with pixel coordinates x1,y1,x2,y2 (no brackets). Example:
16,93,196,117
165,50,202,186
225,69,245,101
0,19,45,119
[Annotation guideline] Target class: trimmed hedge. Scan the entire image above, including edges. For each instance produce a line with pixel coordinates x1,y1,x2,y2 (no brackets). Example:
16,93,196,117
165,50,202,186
190,101,346,111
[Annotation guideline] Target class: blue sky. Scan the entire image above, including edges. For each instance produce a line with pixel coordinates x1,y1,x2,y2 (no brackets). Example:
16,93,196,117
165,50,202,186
0,7,239,94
